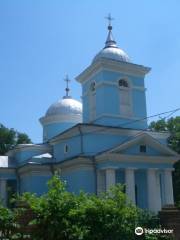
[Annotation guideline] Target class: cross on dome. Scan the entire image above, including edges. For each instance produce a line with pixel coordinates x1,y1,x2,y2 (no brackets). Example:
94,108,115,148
64,75,71,99
105,13,114,29
104,13,117,48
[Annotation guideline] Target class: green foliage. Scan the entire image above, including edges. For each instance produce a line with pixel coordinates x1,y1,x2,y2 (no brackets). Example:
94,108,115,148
0,124,32,155
149,117,180,203
0,201,14,238
14,174,173,240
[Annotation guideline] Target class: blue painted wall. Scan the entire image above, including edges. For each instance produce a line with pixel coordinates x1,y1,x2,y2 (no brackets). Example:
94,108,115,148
43,122,77,141
122,145,163,156
20,174,51,195
82,69,147,130
15,149,47,165
135,170,148,209
61,168,95,194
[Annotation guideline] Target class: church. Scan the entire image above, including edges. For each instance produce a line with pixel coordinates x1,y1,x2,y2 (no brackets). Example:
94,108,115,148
0,17,179,213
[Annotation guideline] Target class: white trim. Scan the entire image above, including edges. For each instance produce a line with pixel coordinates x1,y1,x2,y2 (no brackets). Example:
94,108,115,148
106,132,179,156
125,168,136,204
50,124,170,144
55,157,93,172
18,165,52,176
82,81,146,97
96,153,179,164
76,58,151,84
94,113,146,121
40,114,82,126
7,144,52,156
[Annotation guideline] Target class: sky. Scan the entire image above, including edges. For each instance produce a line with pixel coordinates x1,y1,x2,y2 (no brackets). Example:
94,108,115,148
0,0,180,143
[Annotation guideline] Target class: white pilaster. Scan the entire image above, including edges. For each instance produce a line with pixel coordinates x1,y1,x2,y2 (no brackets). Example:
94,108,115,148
0,179,7,206
147,169,161,213
164,169,174,205
125,168,136,204
105,168,116,191
97,170,106,195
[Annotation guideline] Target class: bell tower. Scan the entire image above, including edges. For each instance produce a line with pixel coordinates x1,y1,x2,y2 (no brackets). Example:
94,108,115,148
76,15,151,130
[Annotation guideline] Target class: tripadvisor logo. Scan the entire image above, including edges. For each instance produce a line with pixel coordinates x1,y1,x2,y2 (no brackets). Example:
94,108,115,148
135,226,173,236
135,227,144,235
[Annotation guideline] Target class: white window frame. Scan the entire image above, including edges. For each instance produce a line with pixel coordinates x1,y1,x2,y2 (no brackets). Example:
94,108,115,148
118,78,132,117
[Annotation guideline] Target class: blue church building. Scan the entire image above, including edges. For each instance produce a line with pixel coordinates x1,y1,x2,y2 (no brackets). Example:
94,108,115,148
0,19,179,213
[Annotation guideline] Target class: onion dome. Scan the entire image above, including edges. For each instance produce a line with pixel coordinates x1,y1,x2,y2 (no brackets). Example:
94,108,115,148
39,76,82,141
45,97,82,117
92,14,130,63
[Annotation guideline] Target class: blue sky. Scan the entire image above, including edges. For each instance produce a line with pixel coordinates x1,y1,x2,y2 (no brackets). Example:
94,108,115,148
0,0,180,143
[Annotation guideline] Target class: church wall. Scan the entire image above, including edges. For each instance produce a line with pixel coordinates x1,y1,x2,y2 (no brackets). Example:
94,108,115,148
97,161,173,170
135,170,148,209
116,169,125,184
15,149,46,164
94,116,147,129
43,122,76,141
81,68,148,129
20,174,51,195
83,133,127,155
61,167,95,194
0,171,16,179
53,135,81,161
122,145,163,156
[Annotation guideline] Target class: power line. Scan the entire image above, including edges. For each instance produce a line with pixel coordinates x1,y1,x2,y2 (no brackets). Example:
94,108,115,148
51,107,180,143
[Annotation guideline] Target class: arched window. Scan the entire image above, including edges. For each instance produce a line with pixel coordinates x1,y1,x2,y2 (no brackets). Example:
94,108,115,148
90,81,96,92
64,144,69,154
118,79,129,88
118,79,132,116
89,81,96,121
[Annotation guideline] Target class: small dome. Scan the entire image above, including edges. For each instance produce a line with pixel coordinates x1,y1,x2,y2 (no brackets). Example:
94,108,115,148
46,97,82,117
92,46,130,63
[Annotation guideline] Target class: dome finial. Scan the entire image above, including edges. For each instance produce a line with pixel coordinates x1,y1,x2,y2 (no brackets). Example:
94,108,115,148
104,13,117,48
64,75,71,99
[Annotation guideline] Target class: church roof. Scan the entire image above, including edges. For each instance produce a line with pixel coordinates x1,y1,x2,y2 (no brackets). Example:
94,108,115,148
92,14,130,63
45,97,82,117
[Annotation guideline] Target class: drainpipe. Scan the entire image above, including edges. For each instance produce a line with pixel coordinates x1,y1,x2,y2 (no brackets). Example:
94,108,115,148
91,156,97,195
78,125,84,155
15,168,20,195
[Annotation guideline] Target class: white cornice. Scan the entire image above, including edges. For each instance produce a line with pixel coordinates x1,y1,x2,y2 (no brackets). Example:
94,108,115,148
55,157,93,172
76,58,151,84
82,81,146,97
7,144,52,156
96,153,179,165
39,114,82,126
18,164,52,176
49,124,170,145
94,113,147,121
97,132,179,157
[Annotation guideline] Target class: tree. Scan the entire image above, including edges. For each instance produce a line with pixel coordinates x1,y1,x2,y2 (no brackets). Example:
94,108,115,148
17,174,172,240
149,117,180,203
0,124,32,155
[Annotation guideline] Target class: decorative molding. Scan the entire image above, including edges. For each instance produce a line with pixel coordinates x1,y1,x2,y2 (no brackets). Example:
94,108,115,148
40,114,82,126
54,157,93,172
96,153,179,165
82,81,146,97
50,123,170,145
106,132,179,156
7,144,52,156
76,58,151,84
18,164,52,176
94,113,147,121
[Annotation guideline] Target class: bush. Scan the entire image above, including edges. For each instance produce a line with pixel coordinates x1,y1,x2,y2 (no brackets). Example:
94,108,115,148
0,174,174,240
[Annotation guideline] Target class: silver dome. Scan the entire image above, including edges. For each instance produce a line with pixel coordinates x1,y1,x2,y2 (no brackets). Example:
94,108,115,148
45,97,82,117
92,20,130,64
92,47,130,63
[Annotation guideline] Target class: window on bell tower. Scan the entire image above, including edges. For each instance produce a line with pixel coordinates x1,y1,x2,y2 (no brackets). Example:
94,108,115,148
118,79,132,117
89,81,96,121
